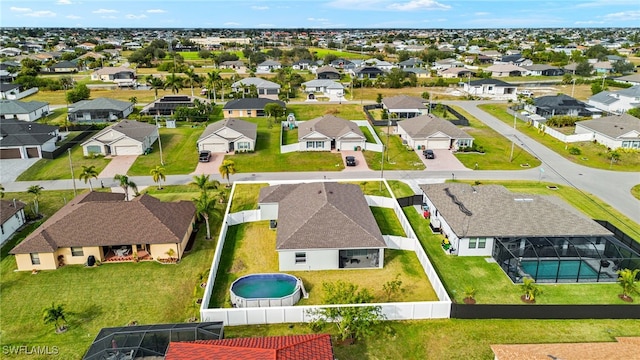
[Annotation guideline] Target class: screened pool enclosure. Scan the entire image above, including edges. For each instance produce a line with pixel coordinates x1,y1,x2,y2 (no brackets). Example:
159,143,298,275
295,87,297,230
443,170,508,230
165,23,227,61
493,235,640,283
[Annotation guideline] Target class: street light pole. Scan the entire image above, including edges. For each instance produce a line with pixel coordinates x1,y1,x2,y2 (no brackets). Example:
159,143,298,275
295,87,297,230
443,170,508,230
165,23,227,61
68,148,77,196
571,78,576,98
155,114,165,166
509,100,518,162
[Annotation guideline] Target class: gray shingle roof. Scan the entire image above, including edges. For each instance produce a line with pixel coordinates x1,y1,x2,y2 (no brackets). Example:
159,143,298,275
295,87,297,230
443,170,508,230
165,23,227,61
0,118,57,146
259,183,386,250
533,94,586,109
576,113,640,139
84,120,156,144
302,79,344,89
231,77,280,89
298,115,364,140
398,114,472,140
420,183,612,238
588,91,619,105
222,98,285,110
198,118,257,142
68,98,132,113
469,78,514,87
382,95,427,110
316,65,340,74
1,199,25,224
10,193,195,254
0,99,48,115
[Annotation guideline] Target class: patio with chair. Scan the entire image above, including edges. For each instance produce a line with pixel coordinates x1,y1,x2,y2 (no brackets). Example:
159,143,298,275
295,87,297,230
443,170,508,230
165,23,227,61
104,246,151,262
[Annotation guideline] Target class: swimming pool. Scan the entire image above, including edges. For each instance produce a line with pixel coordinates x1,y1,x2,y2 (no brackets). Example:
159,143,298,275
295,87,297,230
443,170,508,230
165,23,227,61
520,260,598,281
230,273,303,308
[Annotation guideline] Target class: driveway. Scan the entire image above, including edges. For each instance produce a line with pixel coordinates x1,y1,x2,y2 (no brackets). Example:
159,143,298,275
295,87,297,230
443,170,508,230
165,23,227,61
415,149,468,171
0,159,39,183
192,152,224,176
98,155,138,178
340,150,369,171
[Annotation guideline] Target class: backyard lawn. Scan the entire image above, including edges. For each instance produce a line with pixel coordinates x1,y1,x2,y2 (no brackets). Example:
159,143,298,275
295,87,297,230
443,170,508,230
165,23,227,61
287,104,366,120
449,105,542,170
127,124,202,176
478,104,640,171
16,141,111,181
224,118,344,172
229,183,269,213
209,221,437,308
282,127,298,145
387,180,416,198
359,126,377,143
371,207,406,237
363,128,425,171
341,180,391,197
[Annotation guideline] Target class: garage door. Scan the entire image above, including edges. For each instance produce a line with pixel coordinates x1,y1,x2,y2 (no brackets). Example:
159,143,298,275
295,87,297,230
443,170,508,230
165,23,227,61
114,146,140,155
340,141,364,151
426,138,450,150
26,147,40,158
201,143,227,153
0,148,21,159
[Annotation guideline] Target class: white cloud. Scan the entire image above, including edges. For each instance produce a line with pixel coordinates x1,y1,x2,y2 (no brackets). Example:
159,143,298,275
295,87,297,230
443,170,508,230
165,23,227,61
146,9,166,13
224,21,241,26
474,12,490,16
101,15,117,19
576,0,638,8
307,17,329,22
93,9,118,14
10,7,32,12
126,14,148,20
603,10,640,21
574,20,605,24
66,15,82,19
388,0,451,11
56,0,72,5
25,10,56,17
251,6,269,10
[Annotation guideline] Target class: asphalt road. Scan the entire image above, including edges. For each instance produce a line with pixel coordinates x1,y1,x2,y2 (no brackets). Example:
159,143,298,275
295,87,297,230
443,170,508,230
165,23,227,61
3,101,639,225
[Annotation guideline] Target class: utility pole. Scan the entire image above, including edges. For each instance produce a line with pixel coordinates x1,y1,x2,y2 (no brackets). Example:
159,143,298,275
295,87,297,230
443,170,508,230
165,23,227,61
68,148,77,196
509,100,518,162
155,114,164,166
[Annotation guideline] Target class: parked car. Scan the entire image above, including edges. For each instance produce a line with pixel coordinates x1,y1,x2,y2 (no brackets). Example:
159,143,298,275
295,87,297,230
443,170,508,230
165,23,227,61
518,89,534,97
199,150,211,162
423,149,435,159
345,155,356,166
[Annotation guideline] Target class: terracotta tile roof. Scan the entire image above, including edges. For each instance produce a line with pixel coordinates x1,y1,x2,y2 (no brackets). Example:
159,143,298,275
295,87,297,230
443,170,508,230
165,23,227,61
0,199,25,224
165,334,334,360
259,183,386,250
491,337,640,360
10,192,195,254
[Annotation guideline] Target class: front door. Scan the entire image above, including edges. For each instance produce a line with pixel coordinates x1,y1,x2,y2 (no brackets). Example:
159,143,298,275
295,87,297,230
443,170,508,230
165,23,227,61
229,142,234,152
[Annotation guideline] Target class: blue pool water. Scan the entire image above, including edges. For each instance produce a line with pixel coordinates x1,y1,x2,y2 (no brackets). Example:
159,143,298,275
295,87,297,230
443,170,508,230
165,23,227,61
521,260,598,280
231,274,298,299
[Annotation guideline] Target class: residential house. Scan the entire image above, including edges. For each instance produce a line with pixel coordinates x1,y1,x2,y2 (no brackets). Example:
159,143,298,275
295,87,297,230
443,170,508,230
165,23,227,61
222,98,285,118
9,192,196,271
297,115,366,151
614,74,640,86
259,182,386,271
330,59,356,70
256,60,281,73
0,99,49,122
0,83,32,100
68,98,134,123
463,79,517,98
587,85,640,113
402,67,430,78
91,66,136,86
197,118,257,153
523,64,564,76
592,61,613,74
1,199,26,247
432,58,463,71
49,60,77,73
574,113,640,150
397,114,474,150
219,60,246,72
529,94,599,119
165,334,334,360
351,66,384,79
494,54,532,66
485,64,527,77
397,58,424,69
365,58,395,71
78,42,96,51
439,67,475,78
0,47,22,57
292,59,316,71
0,119,58,159
480,50,502,59
231,77,281,99
563,63,579,75
381,95,429,119
301,79,344,101
81,120,158,156
315,65,341,80
141,95,196,116
0,61,19,82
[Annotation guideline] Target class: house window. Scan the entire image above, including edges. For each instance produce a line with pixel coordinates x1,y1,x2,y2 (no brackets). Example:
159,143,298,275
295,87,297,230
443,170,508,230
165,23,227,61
458,139,472,148
468,238,477,249
30,253,40,265
71,247,84,257
295,252,306,264
227,110,233,115
469,238,486,249
306,141,324,149
237,142,250,150
247,110,252,116
478,238,487,249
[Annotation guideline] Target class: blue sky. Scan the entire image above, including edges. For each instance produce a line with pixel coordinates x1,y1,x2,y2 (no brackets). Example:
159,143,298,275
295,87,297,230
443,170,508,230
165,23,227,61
1,0,639,29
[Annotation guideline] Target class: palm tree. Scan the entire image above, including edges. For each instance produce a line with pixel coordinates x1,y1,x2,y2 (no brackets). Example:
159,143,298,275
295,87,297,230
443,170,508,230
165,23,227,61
78,165,99,191
218,160,236,186
193,192,218,239
617,268,639,302
43,303,67,333
184,68,201,97
150,165,166,190
205,70,222,101
128,96,138,106
27,185,44,216
520,277,542,302
113,174,137,201
190,174,220,193
164,73,184,94
146,75,165,100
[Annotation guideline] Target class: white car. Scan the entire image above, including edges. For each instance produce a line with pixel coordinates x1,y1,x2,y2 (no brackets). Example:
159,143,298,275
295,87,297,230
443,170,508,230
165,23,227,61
518,90,534,97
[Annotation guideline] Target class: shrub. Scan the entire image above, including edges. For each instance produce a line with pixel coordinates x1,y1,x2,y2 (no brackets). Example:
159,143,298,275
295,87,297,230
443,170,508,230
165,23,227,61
568,147,582,155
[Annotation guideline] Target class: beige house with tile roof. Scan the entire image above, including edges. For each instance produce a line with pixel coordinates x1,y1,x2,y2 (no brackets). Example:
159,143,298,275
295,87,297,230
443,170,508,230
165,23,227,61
10,192,196,271
259,182,386,271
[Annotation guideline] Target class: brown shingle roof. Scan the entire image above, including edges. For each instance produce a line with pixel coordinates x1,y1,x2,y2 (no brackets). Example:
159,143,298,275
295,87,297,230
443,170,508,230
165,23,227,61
260,183,386,250
398,114,473,140
1,199,25,224
297,115,364,140
420,183,612,238
198,118,257,142
491,337,640,360
10,192,195,254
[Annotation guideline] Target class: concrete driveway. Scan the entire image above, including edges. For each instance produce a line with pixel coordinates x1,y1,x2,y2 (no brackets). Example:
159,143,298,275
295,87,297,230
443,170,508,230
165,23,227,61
340,150,369,171
192,152,224,176
416,149,469,171
0,159,40,183
98,155,138,178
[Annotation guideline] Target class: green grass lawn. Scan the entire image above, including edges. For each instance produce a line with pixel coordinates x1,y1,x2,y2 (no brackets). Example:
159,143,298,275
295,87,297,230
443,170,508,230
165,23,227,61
341,181,391,197
360,126,376,143
387,180,415,198
287,104,366,120
229,183,269,213
371,207,406,237
363,129,425,171
127,124,202,176
430,105,459,120
16,142,111,181
450,105,542,170
632,184,640,200
478,104,640,172
209,221,437,308
282,127,298,145
226,319,640,360
224,118,344,172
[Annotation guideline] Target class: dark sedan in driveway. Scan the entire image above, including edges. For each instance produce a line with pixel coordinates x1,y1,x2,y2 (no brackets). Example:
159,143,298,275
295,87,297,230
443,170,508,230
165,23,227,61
345,156,356,166
423,149,435,159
